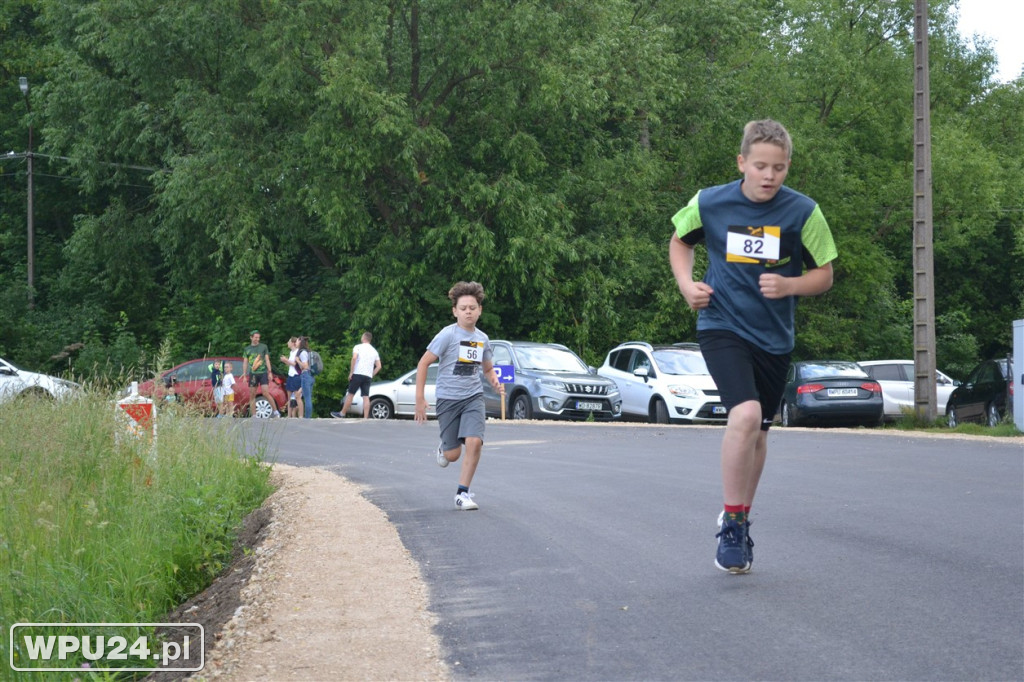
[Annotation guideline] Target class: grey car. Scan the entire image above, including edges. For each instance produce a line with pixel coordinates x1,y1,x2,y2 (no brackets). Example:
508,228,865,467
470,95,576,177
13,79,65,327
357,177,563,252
481,341,622,420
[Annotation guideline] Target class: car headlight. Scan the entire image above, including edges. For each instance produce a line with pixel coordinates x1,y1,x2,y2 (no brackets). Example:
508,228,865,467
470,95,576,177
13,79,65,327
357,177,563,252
667,384,699,398
539,379,567,392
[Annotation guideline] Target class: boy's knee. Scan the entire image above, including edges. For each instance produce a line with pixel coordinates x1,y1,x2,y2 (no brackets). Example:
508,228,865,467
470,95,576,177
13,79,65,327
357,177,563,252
729,401,762,429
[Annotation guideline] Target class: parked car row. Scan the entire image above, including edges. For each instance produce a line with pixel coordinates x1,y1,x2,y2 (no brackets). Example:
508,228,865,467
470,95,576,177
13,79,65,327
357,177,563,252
347,341,624,421
117,343,1012,429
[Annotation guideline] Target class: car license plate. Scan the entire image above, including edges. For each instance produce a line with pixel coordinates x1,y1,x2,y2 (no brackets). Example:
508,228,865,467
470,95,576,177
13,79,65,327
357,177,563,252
827,388,858,397
576,401,602,411
712,405,727,414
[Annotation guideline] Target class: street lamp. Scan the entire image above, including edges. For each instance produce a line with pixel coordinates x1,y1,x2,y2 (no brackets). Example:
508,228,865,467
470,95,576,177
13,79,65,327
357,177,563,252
19,76,34,309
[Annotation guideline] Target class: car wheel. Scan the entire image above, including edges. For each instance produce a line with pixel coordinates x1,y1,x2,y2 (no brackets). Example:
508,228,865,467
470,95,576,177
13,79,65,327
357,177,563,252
510,393,532,420
946,405,959,428
781,401,793,427
986,402,1001,427
15,387,51,402
651,398,670,424
251,396,275,419
369,398,393,420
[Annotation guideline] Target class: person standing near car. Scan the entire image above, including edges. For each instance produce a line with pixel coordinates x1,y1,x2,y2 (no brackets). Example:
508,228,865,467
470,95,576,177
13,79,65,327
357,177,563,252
415,281,504,510
297,336,314,418
668,119,838,573
334,332,382,419
242,330,275,418
280,337,303,418
220,362,236,418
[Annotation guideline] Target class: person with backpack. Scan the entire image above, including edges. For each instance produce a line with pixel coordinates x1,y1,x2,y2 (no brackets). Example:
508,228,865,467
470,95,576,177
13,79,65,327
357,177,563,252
297,336,315,418
332,332,382,419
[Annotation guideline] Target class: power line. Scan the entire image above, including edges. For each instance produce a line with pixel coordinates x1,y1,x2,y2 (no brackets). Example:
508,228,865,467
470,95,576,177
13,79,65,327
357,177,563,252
1,151,167,173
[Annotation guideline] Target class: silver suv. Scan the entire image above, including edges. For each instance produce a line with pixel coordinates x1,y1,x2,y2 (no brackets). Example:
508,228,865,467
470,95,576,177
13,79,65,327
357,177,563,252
481,341,622,420
598,342,726,424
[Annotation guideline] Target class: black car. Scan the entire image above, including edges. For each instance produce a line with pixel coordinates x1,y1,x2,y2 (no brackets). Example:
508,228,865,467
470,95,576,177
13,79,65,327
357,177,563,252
481,341,622,420
946,358,1012,427
779,360,883,427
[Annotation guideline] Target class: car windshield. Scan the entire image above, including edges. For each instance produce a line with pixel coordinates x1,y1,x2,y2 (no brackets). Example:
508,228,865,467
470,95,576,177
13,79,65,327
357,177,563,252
800,362,866,379
652,349,709,375
514,346,589,372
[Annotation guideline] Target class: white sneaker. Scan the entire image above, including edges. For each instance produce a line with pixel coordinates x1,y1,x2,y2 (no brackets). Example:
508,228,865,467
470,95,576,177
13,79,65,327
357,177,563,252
435,443,449,468
454,491,478,510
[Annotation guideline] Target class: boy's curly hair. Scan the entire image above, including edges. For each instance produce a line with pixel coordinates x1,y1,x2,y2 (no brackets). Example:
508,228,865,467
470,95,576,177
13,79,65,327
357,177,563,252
448,281,486,306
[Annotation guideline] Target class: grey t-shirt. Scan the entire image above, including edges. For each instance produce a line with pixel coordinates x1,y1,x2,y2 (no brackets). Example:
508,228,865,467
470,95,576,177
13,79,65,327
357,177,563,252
427,323,493,400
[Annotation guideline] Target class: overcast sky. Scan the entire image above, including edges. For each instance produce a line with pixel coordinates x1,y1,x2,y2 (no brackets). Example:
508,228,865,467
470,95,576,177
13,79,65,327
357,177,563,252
955,0,1024,82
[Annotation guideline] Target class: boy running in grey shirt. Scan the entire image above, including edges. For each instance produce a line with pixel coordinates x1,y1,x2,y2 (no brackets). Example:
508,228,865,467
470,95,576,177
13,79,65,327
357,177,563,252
415,281,504,510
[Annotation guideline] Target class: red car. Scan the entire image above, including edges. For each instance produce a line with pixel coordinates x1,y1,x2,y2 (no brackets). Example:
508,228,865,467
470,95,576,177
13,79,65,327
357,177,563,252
138,356,287,418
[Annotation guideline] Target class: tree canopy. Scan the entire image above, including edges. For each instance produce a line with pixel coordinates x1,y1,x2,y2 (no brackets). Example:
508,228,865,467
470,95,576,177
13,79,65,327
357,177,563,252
1,0,1021,387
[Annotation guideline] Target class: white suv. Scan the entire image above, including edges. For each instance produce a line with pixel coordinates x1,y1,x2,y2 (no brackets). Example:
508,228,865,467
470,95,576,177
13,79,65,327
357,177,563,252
857,360,959,418
598,342,726,424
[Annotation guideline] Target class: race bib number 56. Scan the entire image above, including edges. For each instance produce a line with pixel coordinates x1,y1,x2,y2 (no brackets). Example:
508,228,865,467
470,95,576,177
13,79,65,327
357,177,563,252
726,225,781,264
453,341,484,375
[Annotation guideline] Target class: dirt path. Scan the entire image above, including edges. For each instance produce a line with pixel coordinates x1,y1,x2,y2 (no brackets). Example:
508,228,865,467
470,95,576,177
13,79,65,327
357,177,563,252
189,464,449,681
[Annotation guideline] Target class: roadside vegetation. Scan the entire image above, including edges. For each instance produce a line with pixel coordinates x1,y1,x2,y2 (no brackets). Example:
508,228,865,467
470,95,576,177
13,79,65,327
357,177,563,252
885,413,1022,437
0,392,274,678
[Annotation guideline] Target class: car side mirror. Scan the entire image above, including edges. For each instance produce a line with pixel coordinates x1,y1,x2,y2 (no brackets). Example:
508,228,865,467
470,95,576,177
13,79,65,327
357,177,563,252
633,367,650,381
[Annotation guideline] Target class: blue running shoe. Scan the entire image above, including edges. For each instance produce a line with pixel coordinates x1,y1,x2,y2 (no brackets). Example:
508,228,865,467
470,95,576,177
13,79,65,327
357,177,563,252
715,519,751,574
745,521,754,569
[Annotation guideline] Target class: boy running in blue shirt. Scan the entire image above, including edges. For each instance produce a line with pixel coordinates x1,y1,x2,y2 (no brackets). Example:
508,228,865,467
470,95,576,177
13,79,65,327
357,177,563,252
669,119,838,573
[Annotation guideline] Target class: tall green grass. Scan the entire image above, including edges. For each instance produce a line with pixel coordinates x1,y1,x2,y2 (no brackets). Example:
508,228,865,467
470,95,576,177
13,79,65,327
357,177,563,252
0,391,274,679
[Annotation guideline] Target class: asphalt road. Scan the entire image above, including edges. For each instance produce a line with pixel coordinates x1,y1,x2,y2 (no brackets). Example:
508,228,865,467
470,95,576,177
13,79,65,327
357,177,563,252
234,419,1024,681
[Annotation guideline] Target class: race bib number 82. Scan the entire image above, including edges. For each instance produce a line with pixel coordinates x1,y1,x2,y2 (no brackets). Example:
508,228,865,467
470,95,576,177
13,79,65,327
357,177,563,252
726,225,781,264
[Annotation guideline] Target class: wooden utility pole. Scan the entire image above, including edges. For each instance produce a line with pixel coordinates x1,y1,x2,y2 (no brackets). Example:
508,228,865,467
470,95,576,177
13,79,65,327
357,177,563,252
912,0,938,421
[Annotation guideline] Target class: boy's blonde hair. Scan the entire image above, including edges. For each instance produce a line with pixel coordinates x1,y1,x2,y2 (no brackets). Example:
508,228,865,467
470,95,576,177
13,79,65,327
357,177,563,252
740,119,792,159
448,281,486,306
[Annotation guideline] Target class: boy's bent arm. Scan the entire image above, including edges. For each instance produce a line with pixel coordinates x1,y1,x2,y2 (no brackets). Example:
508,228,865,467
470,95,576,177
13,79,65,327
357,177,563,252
414,350,439,423
759,262,834,299
669,234,714,310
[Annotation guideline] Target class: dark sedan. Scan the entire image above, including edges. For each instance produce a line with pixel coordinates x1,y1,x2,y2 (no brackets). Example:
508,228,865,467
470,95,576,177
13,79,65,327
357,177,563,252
779,360,883,427
946,357,1012,428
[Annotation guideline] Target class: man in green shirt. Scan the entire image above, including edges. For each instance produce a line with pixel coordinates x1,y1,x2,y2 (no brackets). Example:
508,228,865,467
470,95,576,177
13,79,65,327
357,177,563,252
242,330,274,418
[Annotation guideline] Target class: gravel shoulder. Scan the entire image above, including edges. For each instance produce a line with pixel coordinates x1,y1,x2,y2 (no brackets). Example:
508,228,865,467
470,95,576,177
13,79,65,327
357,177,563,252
181,464,449,681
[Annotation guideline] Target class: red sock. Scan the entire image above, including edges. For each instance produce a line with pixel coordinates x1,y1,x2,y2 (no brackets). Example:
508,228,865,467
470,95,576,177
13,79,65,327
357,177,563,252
724,504,746,523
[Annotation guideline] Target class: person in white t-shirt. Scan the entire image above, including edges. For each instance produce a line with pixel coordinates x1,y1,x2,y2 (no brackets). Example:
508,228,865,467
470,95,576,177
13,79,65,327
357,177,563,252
220,362,236,418
333,332,382,419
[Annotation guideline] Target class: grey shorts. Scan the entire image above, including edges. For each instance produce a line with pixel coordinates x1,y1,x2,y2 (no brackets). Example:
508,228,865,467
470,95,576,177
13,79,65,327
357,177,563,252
436,394,486,451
